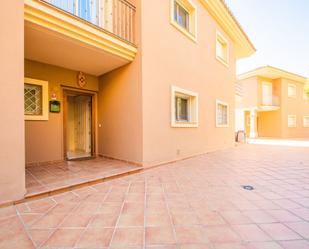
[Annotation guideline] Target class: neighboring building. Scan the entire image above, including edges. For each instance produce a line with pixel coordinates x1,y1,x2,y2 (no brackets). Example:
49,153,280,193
0,0,254,203
236,66,309,139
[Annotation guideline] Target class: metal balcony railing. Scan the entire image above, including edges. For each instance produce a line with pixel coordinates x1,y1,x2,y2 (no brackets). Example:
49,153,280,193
43,0,136,44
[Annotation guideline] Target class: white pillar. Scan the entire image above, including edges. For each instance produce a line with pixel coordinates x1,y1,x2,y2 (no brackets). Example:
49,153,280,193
235,109,245,132
249,109,258,138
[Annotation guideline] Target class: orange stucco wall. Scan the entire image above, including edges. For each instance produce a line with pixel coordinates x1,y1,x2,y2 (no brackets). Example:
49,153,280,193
257,111,282,137
24,60,99,165
0,0,25,204
97,0,143,165
140,0,236,166
256,78,282,137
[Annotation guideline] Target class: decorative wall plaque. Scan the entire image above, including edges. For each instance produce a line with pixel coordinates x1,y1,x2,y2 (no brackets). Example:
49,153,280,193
77,71,86,88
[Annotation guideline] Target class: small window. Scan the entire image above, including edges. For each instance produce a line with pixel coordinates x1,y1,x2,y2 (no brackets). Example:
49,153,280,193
216,100,229,127
288,84,296,98
174,1,189,31
170,0,197,41
288,115,296,128
216,31,229,66
304,116,309,127
24,84,42,115
24,78,49,121
171,86,198,127
175,95,189,122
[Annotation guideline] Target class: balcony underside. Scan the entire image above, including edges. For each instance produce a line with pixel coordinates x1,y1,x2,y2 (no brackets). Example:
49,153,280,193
24,0,137,76
258,105,280,112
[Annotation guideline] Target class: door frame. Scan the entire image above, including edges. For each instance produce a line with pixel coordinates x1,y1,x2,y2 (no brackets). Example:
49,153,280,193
63,87,96,160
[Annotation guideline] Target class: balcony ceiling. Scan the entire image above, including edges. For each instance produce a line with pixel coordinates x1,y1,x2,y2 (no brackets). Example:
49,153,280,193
24,0,137,76
25,23,130,76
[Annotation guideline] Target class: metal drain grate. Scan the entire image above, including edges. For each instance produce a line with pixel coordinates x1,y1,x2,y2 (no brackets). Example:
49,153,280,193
242,185,254,191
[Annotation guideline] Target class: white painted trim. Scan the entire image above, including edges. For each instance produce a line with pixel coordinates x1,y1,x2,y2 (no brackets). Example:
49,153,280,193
24,77,49,121
171,85,199,128
288,83,296,98
216,100,229,128
215,30,229,67
170,0,197,42
287,114,297,128
303,116,309,127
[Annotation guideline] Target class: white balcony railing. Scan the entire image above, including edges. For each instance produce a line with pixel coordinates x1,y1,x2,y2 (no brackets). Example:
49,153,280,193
262,96,279,106
44,0,136,44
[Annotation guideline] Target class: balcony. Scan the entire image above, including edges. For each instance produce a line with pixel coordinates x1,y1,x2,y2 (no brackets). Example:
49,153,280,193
24,0,137,76
259,96,280,111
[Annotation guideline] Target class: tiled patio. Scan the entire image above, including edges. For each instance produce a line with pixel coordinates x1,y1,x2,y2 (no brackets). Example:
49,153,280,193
26,157,142,197
1,144,309,249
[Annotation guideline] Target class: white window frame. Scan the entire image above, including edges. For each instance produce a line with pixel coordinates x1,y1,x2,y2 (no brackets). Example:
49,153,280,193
216,30,229,67
303,116,309,127
303,86,308,100
288,83,296,98
287,115,297,128
171,86,198,128
170,0,197,42
216,100,229,128
24,77,49,121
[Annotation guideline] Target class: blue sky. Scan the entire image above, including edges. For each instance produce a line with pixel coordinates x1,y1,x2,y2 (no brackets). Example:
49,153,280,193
227,0,309,77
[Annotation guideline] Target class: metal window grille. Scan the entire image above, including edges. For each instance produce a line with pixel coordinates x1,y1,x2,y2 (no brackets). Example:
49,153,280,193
24,84,43,115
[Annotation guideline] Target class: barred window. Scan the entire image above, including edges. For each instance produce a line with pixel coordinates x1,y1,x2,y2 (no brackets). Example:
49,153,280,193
216,101,229,127
24,78,49,121
24,84,43,115
288,115,296,128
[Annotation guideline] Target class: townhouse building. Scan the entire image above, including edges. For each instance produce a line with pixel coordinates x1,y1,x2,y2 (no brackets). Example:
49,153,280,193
0,0,254,204
236,66,309,138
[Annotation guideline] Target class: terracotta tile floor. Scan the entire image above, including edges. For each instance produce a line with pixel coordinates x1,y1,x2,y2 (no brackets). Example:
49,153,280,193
26,157,141,196
1,144,309,248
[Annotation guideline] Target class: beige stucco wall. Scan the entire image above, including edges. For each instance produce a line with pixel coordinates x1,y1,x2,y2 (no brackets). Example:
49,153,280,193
236,77,258,110
140,0,236,166
0,0,25,204
24,60,99,164
97,0,143,165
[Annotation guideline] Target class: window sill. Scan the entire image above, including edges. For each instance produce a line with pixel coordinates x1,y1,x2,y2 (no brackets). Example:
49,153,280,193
216,123,229,128
170,20,197,43
172,121,198,128
216,55,229,68
25,114,49,121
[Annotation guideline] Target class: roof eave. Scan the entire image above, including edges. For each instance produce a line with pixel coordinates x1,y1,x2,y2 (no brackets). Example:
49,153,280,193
238,66,307,83
199,0,256,59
